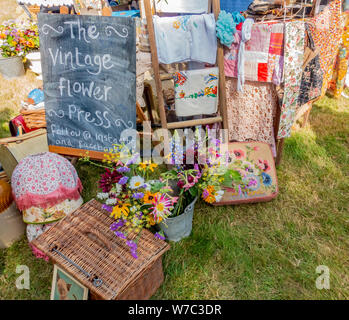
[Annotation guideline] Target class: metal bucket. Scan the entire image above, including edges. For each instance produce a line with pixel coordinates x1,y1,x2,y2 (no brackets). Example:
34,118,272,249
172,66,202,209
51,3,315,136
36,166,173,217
0,202,26,248
159,197,198,242
0,56,25,80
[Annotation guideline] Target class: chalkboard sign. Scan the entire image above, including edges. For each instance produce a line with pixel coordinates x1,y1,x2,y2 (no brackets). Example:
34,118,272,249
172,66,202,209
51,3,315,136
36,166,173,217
38,13,136,159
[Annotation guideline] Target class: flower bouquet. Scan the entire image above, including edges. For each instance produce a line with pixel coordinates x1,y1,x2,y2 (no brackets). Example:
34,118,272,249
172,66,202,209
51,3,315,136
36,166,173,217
92,145,177,258
165,128,225,209
154,128,225,241
0,21,39,59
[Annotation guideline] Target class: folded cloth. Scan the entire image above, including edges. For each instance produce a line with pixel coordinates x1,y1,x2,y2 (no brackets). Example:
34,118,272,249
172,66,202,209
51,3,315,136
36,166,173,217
174,67,219,117
153,14,217,65
155,0,209,13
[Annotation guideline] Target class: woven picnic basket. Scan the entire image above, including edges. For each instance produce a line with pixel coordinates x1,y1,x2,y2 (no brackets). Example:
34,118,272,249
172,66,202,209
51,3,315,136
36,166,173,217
32,199,170,300
20,109,46,129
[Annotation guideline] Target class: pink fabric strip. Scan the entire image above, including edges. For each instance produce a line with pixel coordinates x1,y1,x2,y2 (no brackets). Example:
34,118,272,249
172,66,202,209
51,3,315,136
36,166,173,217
13,179,83,211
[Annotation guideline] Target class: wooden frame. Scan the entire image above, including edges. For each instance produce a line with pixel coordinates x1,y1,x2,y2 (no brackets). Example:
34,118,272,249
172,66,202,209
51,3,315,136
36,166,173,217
43,6,135,161
144,0,228,132
51,265,89,300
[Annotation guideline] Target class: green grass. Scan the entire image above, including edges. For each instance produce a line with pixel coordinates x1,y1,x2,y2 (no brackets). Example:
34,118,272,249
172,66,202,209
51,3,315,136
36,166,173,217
0,94,348,300
0,108,14,138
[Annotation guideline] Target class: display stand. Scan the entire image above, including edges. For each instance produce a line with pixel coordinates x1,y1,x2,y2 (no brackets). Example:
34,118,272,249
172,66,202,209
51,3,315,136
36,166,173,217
143,0,228,131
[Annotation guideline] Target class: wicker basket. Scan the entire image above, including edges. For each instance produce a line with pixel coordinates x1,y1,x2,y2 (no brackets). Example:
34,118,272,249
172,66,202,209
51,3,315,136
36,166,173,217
20,109,46,129
32,199,170,300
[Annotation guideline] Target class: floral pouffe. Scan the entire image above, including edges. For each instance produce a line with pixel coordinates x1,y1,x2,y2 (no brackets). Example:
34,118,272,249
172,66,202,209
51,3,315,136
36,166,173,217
11,152,83,259
213,142,278,205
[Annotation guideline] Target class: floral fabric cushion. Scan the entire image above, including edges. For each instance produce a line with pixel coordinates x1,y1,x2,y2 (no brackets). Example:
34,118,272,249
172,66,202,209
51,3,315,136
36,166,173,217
214,142,278,205
23,197,83,224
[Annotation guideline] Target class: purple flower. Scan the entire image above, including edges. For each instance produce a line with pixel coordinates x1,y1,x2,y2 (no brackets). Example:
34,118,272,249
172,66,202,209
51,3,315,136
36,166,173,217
154,232,165,241
133,192,144,199
102,204,113,213
118,176,129,185
110,219,126,231
117,166,130,173
130,250,138,259
115,231,126,239
126,240,137,250
238,185,243,197
248,179,258,187
137,212,143,219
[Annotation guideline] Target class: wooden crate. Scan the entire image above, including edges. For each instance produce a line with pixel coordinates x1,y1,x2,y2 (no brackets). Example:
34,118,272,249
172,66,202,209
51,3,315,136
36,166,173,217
32,200,170,300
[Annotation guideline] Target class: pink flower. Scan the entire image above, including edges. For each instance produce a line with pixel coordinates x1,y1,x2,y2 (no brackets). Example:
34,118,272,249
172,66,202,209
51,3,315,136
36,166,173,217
258,159,271,172
233,149,245,159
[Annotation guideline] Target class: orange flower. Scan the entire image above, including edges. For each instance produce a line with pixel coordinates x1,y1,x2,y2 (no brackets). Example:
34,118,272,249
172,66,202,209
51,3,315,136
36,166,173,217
0,33,6,39
143,191,157,204
173,21,180,29
27,40,34,48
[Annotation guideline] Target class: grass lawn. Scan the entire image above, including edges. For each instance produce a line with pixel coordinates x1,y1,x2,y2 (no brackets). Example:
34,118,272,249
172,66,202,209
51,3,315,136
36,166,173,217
0,93,348,300
0,0,348,300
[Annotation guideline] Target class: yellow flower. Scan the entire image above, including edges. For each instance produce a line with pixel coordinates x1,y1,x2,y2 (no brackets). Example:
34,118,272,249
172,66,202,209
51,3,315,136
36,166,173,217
111,201,130,219
27,39,34,48
139,160,158,172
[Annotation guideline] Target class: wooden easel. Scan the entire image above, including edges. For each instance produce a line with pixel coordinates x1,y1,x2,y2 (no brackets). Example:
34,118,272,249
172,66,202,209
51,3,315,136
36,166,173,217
143,0,228,131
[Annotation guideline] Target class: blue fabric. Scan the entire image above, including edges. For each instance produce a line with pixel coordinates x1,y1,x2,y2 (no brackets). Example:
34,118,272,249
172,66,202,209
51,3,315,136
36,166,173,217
220,0,251,13
216,10,245,48
232,11,246,24
216,11,236,47
112,10,140,17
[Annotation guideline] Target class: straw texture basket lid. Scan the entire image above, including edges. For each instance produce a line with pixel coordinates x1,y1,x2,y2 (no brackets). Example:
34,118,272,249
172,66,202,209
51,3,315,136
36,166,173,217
11,152,82,211
32,200,170,300
0,180,13,213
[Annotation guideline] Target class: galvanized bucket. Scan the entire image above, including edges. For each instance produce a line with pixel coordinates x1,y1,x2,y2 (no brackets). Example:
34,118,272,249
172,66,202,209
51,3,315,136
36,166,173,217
159,197,198,242
0,56,25,80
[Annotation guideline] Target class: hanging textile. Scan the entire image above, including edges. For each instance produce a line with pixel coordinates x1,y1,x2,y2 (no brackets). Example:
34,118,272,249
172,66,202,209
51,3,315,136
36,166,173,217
174,67,219,117
220,0,251,13
277,21,305,139
298,23,324,106
224,21,284,85
308,0,343,95
226,77,278,149
267,22,284,85
153,14,217,65
327,14,349,98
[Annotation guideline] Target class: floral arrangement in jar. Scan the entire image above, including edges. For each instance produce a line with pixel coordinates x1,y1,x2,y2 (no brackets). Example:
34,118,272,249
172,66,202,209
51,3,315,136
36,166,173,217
0,21,39,59
164,128,225,213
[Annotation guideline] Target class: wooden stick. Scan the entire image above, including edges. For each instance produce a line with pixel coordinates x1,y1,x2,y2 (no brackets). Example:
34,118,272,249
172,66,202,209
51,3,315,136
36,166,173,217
144,0,168,130
49,145,105,160
167,116,223,130
212,0,228,133
275,138,285,166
